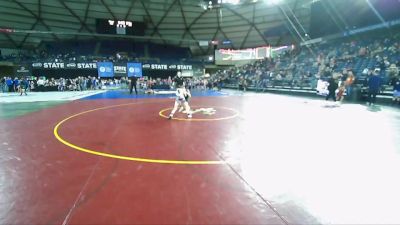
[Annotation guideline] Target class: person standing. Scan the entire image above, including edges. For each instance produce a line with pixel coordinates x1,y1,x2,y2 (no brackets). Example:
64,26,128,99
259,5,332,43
336,82,346,102
367,70,381,105
0,77,5,92
325,75,338,102
129,76,138,95
391,77,400,105
345,71,356,97
13,77,19,92
6,77,13,92
19,77,28,96
179,86,191,113
87,76,92,90
174,71,185,88
168,86,192,119
168,71,192,119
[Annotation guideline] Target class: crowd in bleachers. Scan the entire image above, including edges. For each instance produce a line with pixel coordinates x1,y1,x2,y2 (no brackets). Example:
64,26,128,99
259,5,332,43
1,76,103,93
2,32,400,104
0,40,199,65
209,34,400,103
0,75,210,95
0,50,144,64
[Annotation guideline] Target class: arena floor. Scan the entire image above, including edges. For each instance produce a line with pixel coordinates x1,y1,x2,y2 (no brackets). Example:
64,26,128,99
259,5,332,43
1,89,400,224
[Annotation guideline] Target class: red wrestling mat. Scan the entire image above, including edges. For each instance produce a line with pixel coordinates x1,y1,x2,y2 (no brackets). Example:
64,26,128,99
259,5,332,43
0,97,287,225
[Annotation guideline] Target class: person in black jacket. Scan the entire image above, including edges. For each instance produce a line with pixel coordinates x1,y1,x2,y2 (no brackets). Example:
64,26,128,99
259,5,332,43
19,77,28,96
129,76,138,94
367,70,381,105
325,75,338,102
391,77,400,105
174,71,185,88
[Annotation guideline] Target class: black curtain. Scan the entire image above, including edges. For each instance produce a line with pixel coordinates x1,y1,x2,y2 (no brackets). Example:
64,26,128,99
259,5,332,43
143,69,177,79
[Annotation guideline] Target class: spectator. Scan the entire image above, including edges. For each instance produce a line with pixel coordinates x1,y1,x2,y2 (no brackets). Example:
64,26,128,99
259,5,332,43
0,77,5,92
6,77,13,92
345,70,356,97
129,76,138,95
336,81,346,102
13,77,19,92
19,77,28,96
391,77,400,106
326,75,338,102
367,70,382,105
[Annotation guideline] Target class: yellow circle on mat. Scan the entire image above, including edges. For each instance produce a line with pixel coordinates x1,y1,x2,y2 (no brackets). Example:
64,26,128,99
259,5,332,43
159,106,239,121
53,102,232,165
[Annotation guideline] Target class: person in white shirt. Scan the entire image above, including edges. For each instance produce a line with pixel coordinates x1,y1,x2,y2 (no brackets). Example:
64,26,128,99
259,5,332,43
168,87,192,119
179,87,191,113
37,78,45,86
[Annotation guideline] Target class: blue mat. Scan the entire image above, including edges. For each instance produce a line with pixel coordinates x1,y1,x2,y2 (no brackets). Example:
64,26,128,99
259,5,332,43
82,89,228,100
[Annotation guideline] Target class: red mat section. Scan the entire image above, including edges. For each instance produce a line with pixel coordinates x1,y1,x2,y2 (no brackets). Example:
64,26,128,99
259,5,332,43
0,97,287,224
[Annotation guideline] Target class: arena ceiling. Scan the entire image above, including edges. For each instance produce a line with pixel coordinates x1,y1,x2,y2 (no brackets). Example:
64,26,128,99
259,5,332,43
0,0,312,54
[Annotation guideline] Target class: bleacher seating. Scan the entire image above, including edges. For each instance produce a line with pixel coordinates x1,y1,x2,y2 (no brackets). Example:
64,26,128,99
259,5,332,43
209,33,400,96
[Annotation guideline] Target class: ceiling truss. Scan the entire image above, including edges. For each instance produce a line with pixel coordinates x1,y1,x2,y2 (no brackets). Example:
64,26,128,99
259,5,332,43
0,0,312,54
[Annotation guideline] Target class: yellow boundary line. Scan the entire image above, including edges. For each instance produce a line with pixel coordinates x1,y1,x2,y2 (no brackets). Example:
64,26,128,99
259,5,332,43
53,102,238,165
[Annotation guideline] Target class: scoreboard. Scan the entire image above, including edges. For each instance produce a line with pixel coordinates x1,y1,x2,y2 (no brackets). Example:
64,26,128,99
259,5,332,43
215,47,272,65
96,19,145,36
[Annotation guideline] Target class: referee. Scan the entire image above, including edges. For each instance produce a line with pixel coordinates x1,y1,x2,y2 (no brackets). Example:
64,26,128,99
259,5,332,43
174,71,185,88
129,76,138,94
